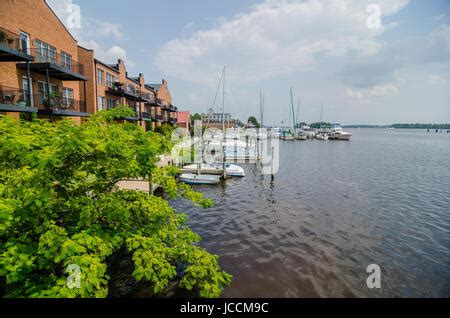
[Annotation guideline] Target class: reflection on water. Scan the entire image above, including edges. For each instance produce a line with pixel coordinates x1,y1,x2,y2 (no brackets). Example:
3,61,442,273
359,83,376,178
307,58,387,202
172,129,450,297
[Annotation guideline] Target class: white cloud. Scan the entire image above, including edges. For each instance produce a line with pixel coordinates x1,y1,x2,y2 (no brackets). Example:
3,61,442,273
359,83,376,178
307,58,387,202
432,14,445,21
79,40,135,66
46,0,128,64
347,84,399,101
155,0,409,86
428,74,448,85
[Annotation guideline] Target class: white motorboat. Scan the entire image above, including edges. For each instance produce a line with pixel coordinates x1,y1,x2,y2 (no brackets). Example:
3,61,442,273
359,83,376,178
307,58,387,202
329,124,352,140
301,125,316,139
315,132,329,140
182,163,245,177
294,129,307,140
178,173,221,185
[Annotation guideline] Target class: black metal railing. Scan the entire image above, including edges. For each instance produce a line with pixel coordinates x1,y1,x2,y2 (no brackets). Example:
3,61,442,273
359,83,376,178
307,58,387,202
127,105,139,118
141,92,155,103
33,93,86,112
0,27,28,53
155,114,163,121
125,87,140,98
0,85,32,106
29,48,85,75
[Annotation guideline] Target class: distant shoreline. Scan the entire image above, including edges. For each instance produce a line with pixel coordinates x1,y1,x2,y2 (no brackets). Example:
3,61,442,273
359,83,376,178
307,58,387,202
343,124,450,129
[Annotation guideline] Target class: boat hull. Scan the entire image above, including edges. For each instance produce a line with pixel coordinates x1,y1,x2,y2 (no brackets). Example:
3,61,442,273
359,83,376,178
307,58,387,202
179,174,221,185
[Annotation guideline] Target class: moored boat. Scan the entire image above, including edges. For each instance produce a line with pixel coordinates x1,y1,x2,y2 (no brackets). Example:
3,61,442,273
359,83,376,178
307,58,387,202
315,132,329,140
329,124,352,140
182,163,245,177
178,173,221,185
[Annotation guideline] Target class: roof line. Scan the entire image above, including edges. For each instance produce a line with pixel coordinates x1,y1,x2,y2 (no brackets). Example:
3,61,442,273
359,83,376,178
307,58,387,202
94,59,120,74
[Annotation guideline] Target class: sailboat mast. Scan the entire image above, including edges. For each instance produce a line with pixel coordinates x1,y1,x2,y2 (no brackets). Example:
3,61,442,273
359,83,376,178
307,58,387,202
262,93,264,128
222,66,226,133
290,88,296,129
260,90,264,128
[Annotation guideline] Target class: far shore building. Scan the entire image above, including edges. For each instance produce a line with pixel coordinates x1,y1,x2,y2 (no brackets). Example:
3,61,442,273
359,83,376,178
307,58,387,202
201,108,238,129
0,0,181,131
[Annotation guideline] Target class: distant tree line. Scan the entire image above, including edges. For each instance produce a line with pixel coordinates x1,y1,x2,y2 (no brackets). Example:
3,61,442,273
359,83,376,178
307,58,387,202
309,122,331,129
391,123,450,129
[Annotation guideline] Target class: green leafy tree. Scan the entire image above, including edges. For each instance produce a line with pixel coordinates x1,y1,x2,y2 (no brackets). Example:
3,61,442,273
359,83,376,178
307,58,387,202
309,122,331,129
247,116,260,128
0,107,231,298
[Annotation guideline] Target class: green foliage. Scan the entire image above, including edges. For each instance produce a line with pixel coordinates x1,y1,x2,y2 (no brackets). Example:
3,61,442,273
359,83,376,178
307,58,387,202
391,123,450,129
155,124,176,140
0,111,231,298
309,122,331,129
191,113,202,122
247,116,260,128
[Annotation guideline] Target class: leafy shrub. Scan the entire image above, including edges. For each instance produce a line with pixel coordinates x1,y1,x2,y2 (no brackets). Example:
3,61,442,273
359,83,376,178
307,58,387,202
0,109,230,298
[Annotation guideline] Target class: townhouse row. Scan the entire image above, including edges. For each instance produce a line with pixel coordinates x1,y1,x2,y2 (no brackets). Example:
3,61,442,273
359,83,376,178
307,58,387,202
0,0,179,131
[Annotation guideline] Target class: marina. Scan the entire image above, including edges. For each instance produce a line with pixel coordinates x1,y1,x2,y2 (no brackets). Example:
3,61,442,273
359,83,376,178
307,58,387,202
156,128,450,298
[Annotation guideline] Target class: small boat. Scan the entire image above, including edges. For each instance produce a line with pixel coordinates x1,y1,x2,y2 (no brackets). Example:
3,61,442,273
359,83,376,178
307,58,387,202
178,173,221,185
182,163,245,177
301,125,316,139
281,129,295,140
294,129,307,140
329,124,352,140
316,132,329,140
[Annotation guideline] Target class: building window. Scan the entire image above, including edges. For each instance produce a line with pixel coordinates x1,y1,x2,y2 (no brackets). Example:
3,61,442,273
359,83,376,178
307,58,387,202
98,96,106,110
98,69,105,86
106,73,114,88
19,31,30,54
61,51,72,70
63,88,74,102
63,88,74,109
22,76,32,105
107,98,117,109
35,40,56,63
37,81,59,106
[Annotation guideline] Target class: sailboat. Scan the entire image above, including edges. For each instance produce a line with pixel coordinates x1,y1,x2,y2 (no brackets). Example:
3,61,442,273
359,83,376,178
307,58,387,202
281,88,297,140
294,96,307,140
180,66,245,183
315,104,329,141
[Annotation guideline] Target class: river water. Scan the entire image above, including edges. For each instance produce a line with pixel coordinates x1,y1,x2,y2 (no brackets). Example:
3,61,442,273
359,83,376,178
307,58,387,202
169,129,450,298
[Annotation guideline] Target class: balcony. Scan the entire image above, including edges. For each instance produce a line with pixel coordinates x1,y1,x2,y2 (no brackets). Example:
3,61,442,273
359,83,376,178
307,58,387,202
0,27,34,62
34,93,88,117
0,85,37,113
154,114,163,122
141,92,155,103
125,105,140,121
141,106,152,121
168,118,178,125
18,48,87,81
141,111,151,121
106,82,140,100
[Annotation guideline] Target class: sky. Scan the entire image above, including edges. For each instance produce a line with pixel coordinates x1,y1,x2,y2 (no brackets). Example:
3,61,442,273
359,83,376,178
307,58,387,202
46,0,450,125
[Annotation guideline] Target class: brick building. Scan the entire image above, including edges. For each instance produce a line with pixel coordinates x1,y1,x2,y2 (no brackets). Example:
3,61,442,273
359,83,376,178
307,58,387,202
0,0,88,123
0,0,180,130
